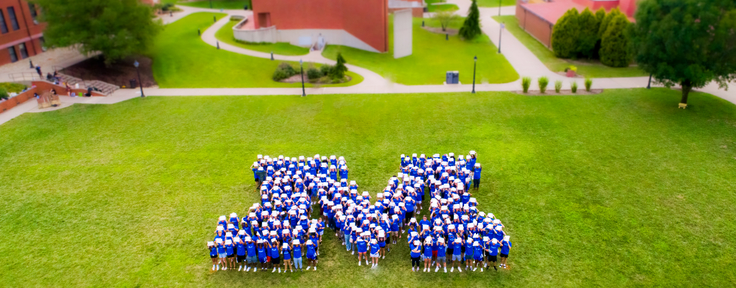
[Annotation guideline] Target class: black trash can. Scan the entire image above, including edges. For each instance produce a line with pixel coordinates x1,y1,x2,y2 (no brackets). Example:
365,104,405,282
129,79,137,89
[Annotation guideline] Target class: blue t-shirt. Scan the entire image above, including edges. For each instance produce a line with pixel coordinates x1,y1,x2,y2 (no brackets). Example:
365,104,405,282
357,238,368,253
489,243,501,256
474,246,484,259
209,246,217,257
501,240,511,254
370,243,380,254
236,242,246,256
423,245,433,257
452,242,462,255
306,244,316,259
258,247,267,260
437,244,446,257
282,247,291,260
293,245,302,258
247,242,256,256
465,243,474,256
270,246,280,258
473,167,482,179
410,244,421,258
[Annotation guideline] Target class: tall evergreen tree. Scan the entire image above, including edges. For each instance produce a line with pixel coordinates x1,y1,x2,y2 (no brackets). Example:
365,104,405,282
598,8,623,39
330,53,348,80
458,0,481,40
600,14,631,67
630,0,736,104
577,8,600,58
34,0,163,65
552,9,579,58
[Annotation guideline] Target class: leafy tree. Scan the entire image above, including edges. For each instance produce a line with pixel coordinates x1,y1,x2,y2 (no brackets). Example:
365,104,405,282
600,14,631,67
595,7,606,23
552,9,579,58
577,8,600,58
330,53,348,80
433,11,459,32
592,7,607,59
33,0,163,65
630,0,736,104
458,0,481,40
598,7,622,39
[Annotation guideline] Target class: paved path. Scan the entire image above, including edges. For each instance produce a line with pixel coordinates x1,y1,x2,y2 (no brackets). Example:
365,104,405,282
1,3,733,126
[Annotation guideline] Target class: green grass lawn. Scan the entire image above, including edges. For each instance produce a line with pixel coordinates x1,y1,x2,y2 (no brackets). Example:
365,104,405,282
494,16,648,78
477,0,516,7
177,0,251,10
322,17,518,85
149,12,361,88
215,20,309,56
2,88,736,287
427,3,459,12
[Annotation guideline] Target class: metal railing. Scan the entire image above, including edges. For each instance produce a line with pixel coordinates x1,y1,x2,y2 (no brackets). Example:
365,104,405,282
8,72,42,82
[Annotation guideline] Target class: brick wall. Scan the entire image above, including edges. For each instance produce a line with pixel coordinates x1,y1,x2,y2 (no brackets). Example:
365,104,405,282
0,0,46,66
516,3,553,47
0,81,104,114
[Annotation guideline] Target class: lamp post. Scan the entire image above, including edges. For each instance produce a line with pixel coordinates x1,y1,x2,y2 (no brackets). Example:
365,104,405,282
498,0,502,16
299,59,306,97
209,0,213,8
134,60,144,98
472,56,477,94
647,73,652,89
498,22,505,53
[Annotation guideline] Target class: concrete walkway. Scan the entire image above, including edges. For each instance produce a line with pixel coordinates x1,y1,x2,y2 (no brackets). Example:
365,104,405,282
1,3,733,126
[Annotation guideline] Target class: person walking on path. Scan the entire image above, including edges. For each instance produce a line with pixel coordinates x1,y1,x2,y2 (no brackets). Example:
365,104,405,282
35,66,42,78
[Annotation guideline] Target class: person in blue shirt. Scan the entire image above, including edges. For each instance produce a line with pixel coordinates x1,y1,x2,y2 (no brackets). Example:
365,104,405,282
208,241,218,271
292,240,304,271
356,234,368,266
422,238,433,272
500,236,511,269
216,238,227,270
464,238,474,270
473,163,482,190
410,240,422,272
370,239,381,268
235,237,247,271
257,240,268,271
487,238,501,271
473,241,485,271
225,239,235,270
305,240,318,271
269,239,281,273
282,243,293,273
436,238,448,273
245,237,257,272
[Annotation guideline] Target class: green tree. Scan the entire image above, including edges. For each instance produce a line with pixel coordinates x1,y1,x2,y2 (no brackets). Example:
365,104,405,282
592,7,607,59
600,14,631,67
598,7,622,39
552,9,579,59
458,0,481,40
577,8,600,58
33,0,163,65
630,0,736,104
330,53,348,80
434,11,459,32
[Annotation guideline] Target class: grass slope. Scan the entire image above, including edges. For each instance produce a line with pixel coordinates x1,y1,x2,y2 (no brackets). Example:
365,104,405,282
428,3,459,12
177,0,252,10
215,20,309,56
322,17,518,85
1,89,736,287
494,16,648,78
150,12,361,88
477,0,517,7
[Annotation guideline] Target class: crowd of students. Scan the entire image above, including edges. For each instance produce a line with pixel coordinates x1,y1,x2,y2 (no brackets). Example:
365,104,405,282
207,152,512,273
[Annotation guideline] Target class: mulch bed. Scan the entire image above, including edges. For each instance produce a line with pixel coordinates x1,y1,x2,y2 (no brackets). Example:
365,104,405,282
279,73,352,85
514,89,603,96
422,26,459,35
61,55,157,88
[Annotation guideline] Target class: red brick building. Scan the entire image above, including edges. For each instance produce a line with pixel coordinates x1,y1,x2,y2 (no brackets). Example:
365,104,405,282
515,0,638,47
0,0,45,65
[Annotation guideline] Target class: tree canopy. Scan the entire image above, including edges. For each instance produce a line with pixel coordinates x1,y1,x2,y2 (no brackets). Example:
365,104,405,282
552,9,579,58
34,0,163,65
630,0,736,104
458,0,481,40
600,14,631,67
577,8,600,59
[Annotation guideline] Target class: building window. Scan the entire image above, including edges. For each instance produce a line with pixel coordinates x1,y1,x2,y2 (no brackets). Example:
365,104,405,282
40,37,47,52
8,47,18,62
28,3,37,23
7,7,19,31
0,10,8,34
18,43,28,59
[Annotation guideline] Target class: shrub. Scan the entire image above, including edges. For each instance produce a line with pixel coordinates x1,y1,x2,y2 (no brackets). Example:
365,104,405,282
307,67,321,80
0,87,8,99
458,0,481,40
576,8,600,58
273,62,298,81
521,77,531,93
571,81,578,93
585,78,593,91
554,80,562,93
538,77,549,93
598,8,623,39
600,14,631,67
330,53,348,80
161,3,174,11
0,82,27,93
320,65,333,76
552,9,579,59
272,69,290,81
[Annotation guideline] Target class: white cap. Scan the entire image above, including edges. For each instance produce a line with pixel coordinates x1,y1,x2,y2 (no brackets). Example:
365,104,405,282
492,238,499,244
504,235,510,242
